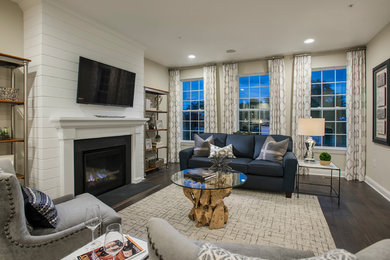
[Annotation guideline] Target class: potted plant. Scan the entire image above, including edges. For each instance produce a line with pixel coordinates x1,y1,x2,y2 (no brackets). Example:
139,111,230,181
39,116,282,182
155,134,161,142
319,152,331,166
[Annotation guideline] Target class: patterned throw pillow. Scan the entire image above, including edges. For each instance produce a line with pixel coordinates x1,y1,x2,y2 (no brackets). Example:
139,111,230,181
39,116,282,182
209,144,236,158
198,243,265,260
193,134,214,157
301,249,356,260
21,186,59,228
256,136,289,163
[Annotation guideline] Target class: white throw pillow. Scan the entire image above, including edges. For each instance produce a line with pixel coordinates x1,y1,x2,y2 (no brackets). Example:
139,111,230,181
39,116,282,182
208,144,236,158
198,243,265,260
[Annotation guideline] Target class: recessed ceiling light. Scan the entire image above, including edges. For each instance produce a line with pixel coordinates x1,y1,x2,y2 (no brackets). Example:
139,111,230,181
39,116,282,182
188,54,196,59
304,38,315,44
226,49,236,53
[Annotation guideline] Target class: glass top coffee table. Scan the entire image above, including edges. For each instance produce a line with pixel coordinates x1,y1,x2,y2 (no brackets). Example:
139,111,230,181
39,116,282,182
171,168,247,229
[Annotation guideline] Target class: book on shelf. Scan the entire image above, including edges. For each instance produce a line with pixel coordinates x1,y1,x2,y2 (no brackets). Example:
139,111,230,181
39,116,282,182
77,235,145,260
185,169,216,181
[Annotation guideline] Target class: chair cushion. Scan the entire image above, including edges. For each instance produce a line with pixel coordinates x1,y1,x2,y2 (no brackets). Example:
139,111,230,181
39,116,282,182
193,134,214,157
30,193,120,235
209,144,236,158
253,135,292,159
21,186,58,228
228,158,252,173
189,157,213,169
256,136,289,164
198,133,227,147
247,160,284,177
226,134,255,158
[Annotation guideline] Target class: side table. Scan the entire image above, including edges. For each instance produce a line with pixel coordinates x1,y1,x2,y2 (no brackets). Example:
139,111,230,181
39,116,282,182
296,160,341,205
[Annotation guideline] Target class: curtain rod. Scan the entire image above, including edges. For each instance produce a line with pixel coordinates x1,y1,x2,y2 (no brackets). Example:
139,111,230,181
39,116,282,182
346,46,366,52
293,53,311,57
265,56,284,60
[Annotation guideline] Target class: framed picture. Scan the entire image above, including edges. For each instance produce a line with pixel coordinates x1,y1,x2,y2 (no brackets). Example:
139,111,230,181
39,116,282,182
145,139,152,150
373,58,390,145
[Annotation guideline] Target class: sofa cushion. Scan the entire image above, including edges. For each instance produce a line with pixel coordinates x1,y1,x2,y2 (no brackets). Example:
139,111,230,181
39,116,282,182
189,157,213,169
199,133,227,147
301,249,356,260
256,136,289,164
209,144,236,158
226,134,255,158
247,160,284,177
193,134,214,157
253,135,292,159
198,242,265,260
228,158,252,173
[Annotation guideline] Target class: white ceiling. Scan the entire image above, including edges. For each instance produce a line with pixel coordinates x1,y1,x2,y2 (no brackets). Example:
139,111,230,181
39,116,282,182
54,0,390,67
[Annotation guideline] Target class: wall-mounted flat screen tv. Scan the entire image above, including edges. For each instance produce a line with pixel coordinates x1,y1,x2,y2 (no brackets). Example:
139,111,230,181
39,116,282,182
77,57,136,107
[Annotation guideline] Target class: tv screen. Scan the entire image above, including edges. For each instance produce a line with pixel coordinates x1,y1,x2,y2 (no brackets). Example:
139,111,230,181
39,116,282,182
77,57,136,107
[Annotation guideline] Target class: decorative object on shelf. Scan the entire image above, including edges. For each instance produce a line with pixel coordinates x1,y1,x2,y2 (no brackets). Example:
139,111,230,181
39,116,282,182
373,58,390,145
152,142,157,149
156,119,163,129
319,152,332,166
0,87,19,101
297,118,325,161
145,139,152,150
154,95,163,107
0,127,10,140
155,134,161,142
209,154,232,173
148,120,155,130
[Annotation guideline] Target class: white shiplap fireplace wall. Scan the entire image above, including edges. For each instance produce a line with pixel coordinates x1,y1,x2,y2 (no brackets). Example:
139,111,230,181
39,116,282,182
16,0,146,198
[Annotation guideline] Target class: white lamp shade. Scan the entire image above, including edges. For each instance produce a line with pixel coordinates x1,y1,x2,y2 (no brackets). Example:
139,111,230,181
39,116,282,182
297,118,325,136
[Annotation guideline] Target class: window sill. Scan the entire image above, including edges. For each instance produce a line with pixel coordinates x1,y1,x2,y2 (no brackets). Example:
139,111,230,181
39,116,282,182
314,146,346,155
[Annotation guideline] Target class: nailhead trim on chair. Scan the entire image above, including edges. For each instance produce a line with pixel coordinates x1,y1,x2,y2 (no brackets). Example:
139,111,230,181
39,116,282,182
146,227,164,260
1,177,87,248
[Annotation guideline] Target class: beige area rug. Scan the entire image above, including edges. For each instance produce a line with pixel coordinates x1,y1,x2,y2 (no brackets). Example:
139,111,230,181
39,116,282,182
119,184,336,255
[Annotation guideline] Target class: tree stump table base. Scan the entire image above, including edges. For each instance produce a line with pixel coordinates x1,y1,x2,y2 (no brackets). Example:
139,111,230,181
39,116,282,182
183,187,231,229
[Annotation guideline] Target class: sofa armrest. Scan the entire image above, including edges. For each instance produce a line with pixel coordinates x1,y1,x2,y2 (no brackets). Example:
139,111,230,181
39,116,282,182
356,239,390,260
52,194,74,205
179,147,194,170
282,152,298,193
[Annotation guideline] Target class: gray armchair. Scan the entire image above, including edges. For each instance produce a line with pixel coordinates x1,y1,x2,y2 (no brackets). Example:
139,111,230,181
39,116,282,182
0,159,121,260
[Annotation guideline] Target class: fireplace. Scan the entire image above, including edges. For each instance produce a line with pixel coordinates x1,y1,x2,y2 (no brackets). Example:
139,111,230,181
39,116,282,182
74,135,131,196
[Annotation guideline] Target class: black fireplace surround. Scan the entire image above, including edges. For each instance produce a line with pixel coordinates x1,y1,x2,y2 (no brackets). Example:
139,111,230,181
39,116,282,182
74,135,131,196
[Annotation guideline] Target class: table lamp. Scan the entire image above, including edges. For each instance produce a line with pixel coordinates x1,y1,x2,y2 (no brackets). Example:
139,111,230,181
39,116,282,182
297,118,325,161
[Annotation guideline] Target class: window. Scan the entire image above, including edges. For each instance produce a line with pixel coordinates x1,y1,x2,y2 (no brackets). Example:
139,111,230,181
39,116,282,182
182,79,204,140
238,74,270,135
311,68,347,147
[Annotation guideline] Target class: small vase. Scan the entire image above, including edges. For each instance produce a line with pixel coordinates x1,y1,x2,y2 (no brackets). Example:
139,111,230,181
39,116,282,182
320,160,331,166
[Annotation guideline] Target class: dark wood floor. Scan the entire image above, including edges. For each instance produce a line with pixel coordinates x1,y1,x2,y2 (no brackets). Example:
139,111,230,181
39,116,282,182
134,163,390,253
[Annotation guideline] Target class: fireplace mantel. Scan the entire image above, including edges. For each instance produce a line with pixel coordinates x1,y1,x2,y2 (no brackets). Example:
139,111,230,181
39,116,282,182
50,116,148,196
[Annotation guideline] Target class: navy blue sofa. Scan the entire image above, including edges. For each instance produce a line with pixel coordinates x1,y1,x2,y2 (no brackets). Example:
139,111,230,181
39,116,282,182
179,133,297,198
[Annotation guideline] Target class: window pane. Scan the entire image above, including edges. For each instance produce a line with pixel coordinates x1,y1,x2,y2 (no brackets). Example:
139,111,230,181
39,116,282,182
250,75,260,86
325,122,335,134
323,110,335,121
336,135,347,147
260,87,270,97
239,99,250,109
183,121,190,130
199,91,204,100
323,135,335,146
191,112,198,120
313,136,322,146
183,112,190,120
191,121,198,130
240,122,249,132
250,99,260,109
239,88,249,98
239,76,249,87
183,101,191,110
312,71,321,83
250,122,259,132
312,84,321,95
260,75,269,86
260,110,270,121
336,109,346,121
199,101,204,110
323,83,335,95
261,123,270,135
191,91,199,100
323,70,335,83
239,111,249,121
336,95,346,107
336,69,346,82
183,81,191,91
336,82,346,94
199,111,204,120
191,101,199,110
250,87,260,98
323,96,335,107
191,81,199,90
191,131,197,140
250,111,260,121
199,80,204,90
311,110,321,118
260,98,269,108
183,92,190,100
183,131,190,140
336,122,346,134
311,96,321,107
199,122,204,131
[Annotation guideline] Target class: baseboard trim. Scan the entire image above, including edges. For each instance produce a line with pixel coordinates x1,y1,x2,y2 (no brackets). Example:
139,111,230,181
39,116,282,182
365,176,390,202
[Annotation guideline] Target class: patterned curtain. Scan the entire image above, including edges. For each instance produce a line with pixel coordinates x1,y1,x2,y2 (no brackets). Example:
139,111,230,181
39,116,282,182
346,50,366,181
222,63,239,134
268,58,286,135
168,70,182,163
203,65,218,132
292,55,312,174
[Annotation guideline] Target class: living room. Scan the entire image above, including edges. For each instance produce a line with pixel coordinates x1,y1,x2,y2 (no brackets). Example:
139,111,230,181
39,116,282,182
0,0,390,259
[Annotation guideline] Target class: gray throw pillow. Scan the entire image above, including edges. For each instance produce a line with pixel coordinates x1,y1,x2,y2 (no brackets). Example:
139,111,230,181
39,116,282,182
256,136,289,163
193,134,214,157
300,249,356,260
198,243,265,260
